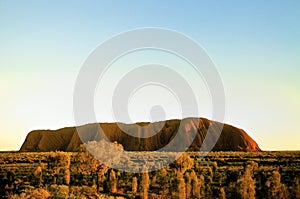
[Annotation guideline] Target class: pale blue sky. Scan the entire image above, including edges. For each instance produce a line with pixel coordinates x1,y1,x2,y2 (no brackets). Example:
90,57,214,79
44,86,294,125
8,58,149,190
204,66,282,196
0,1,299,150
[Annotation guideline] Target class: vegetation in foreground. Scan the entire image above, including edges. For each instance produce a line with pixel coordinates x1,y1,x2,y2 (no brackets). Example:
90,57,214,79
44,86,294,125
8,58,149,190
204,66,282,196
0,143,299,199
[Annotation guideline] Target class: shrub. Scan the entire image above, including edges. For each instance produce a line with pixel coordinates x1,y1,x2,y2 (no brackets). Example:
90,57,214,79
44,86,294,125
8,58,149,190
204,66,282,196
109,170,117,193
132,177,138,193
141,166,150,199
219,187,226,199
33,166,42,187
185,172,191,199
175,153,193,174
237,165,255,199
49,184,69,198
265,170,289,199
178,173,186,199
190,170,200,199
9,187,50,199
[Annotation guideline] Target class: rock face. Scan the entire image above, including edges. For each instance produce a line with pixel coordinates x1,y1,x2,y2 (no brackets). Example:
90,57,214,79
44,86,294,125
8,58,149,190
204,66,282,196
20,118,261,152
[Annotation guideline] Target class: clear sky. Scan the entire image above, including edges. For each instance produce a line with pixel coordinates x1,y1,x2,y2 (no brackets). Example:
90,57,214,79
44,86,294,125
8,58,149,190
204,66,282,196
0,0,299,151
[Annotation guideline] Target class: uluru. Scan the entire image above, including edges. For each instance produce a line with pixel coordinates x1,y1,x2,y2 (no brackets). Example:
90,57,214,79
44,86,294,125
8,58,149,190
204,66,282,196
20,117,261,152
